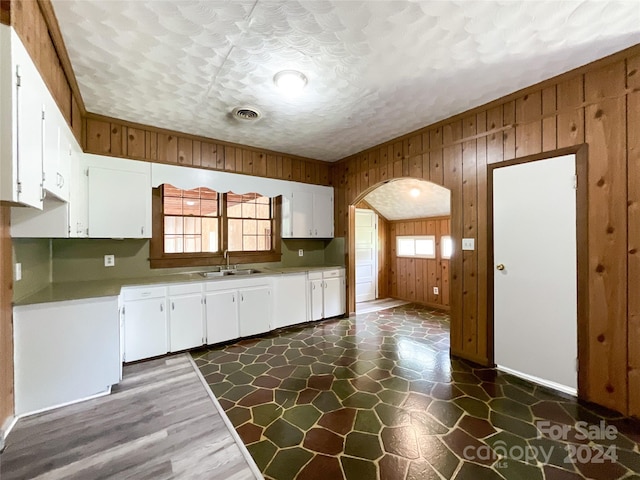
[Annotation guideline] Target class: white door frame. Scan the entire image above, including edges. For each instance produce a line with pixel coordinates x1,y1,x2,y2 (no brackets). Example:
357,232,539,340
488,145,589,398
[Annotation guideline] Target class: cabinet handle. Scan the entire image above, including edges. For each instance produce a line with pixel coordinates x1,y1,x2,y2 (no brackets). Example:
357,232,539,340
241,294,244,302
315,229,318,236
312,283,315,290
160,303,163,312
141,227,144,235
232,295,235,303
171,302,175,310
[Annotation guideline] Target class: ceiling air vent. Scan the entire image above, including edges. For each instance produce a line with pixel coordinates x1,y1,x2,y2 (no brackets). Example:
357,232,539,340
232,107,261,121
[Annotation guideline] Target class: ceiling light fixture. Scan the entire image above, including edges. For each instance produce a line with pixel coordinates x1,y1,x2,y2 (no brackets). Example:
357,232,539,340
410,188,420,198
274,70,307,94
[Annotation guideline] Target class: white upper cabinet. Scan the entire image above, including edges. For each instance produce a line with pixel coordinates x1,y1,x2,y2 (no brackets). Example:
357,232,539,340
42,97,70,202
1,26,44,209
84,154,151,238
282,186,334,239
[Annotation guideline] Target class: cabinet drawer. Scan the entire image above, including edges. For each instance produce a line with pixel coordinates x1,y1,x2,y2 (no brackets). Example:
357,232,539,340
168,283,203,296
308,271,323,280
323,269,343,278
122,286,166,301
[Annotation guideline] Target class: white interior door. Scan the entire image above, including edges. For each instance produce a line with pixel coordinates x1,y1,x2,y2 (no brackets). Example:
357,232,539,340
355,209,377,303
493,154,577,394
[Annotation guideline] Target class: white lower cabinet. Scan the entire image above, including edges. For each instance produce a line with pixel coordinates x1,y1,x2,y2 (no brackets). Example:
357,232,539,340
308,269,346,321
14,297,121,416
272,274,307,329
309,276,324,321
121,286,167,362
168,284,205,352
239,286,272,337
205,290,239,345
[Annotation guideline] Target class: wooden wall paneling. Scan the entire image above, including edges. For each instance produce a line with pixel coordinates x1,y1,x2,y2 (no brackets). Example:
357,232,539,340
0,206,13,427
557,76,585,148
542,85,557,152
1,0,9,25
279,156,291,180
368,148,379,186
627,60,640,415
397,223,407,300
429,128,444,184
392,141,403,178
241,149,253,175
421,132,431,182
85,118,111,154
443,121,464,351
406,222,416,300
379,146,390,182
253,152,266,178
515,91,542,157
475,111,489,360
502,101,516,160
145,131,157,161
426,220,438,304
378,216,388,298
360,154,369,192
441,220,451,307
462,116,479,355
584,60,628,412
157,133,177,164
126,128,145,160
486,106,504,164
390,223,398,297
276,155,284,179
266,154,277,178
215,144,225,170
409,134,423,178
307,162,319,185
109,123,126,156
200,142,215,169
319,163,330,185
224,146,236,172
191,140,201,167
291,158,302,182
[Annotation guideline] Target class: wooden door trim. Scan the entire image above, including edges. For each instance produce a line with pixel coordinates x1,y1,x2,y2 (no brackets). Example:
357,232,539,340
487,144,589,399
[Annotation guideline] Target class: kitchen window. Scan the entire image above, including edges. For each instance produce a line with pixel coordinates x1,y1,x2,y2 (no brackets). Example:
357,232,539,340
396,235,436,259
150,185,281,268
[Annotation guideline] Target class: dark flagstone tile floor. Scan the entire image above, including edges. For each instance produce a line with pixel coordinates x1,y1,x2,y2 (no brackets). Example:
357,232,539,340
192,304,640,480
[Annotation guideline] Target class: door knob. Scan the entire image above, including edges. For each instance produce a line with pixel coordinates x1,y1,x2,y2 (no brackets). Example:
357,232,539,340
496,264,505,271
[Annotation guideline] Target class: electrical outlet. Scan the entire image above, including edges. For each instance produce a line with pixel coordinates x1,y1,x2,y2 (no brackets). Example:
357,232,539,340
462,238,475,250
298,249,304,257
433,286,439,295
15,263,22,281
104,254,115,267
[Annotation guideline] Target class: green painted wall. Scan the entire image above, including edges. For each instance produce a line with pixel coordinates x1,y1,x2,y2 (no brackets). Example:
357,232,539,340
324,237,346,267
12,238,51,302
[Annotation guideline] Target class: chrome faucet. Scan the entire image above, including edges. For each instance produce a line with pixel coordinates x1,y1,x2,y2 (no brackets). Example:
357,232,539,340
223,249,230,270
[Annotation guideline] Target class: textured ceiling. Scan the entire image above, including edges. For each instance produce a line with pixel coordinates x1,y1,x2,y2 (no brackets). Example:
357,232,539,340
364,179,450,221
52,1,640,162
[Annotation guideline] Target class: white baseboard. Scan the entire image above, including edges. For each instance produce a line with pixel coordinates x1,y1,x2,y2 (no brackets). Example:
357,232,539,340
0,415,18,451
16,386,112,420
497,365,577,397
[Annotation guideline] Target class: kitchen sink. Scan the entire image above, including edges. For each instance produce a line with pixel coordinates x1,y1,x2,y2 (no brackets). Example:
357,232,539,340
200,270,232,278
229,269,263,275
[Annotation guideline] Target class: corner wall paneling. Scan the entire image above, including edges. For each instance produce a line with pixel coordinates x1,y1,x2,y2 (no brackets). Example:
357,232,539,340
84,115,331,186
388,217,451,310
332,45,640,416
0,206,13,430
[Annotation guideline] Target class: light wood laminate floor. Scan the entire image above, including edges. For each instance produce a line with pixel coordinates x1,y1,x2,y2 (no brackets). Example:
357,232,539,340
0,354,261,480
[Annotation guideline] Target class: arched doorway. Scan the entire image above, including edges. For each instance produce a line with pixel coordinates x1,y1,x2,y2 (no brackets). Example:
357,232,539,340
347,178,452,315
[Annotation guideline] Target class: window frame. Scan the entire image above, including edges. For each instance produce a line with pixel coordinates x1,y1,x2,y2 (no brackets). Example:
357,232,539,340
396,235,436,259
150,187,281,269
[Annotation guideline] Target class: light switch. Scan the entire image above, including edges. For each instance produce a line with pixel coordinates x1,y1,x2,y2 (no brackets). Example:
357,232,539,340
462,238,475,251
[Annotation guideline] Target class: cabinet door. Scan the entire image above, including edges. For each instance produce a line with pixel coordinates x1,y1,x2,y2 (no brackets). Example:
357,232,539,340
69,147,88,237
14,39,44,209
313,192,334,238
323,277,345,318
238,286,271,337
87,161,151,238
169,294,204,352
309,279,324,321
123,298,167,362
273,274,307,328
42,100,62,200
205,290,239,345
291,190,313,238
